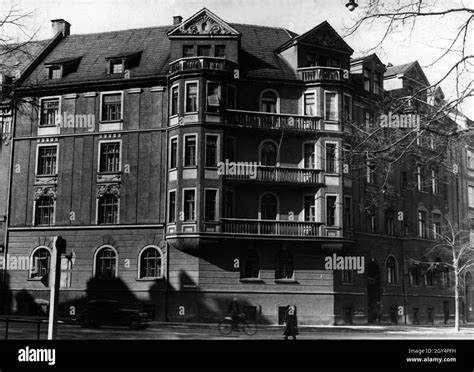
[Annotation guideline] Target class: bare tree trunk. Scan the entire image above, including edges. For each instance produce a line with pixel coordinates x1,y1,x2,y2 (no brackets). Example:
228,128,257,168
455,267,460,332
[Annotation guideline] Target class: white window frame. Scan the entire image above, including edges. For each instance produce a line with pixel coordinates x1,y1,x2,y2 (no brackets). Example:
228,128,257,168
169,135,179,169
168,189,177,224
95,193,120,225
303,194,316,222
206,81,222,113
343,93,352,121
205,133,220,167
302,90,317,116
184,80,199,113
204,188,219,221
258,139,279,166
99,91,124,123
93,245,119,278
258,192,280,220
170,83,180,117
302,141,316,169
325,194,339,227
29,246,52,279
183,133,198,167
35,143,59,176
182,187,197,222
137,245,164,280
469,185,474,208
259,88,280,113
324,140,339,174
324,91,339,122
431,169,439,194
38,96,62,130
97,139,122,173
32,197,56,227
385,255,399,284
417,208,428,238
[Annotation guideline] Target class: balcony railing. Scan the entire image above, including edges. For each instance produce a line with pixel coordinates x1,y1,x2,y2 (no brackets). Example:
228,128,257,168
298,66,349,82
169,57,235,75
223,165,321,185
221,218,321,236
223,109,321,131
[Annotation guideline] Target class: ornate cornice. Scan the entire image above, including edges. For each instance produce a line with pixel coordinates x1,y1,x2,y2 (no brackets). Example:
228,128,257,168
97,184,121,198
34,186,57,200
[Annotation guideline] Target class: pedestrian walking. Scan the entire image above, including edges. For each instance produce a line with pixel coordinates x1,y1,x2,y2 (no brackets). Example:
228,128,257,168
283,305,298,340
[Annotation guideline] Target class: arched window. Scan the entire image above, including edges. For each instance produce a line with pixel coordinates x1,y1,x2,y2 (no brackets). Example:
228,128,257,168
386,256,398,284
408,265,420,285
260,140,277,166
35,196,54,226
276,250,293,280
385,208,395,236
94,246,118,279
260,90,278,113
260,193,278,220
98,194,119,224
30,247,51,279
139,246,163,279
241,249,259,279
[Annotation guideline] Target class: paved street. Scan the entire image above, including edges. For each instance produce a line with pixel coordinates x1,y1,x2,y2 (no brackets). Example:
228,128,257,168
3,319,474,340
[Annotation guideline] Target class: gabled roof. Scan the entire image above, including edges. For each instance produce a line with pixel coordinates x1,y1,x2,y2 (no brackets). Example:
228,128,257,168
0,40,49,77
384,61,429,86
167,8,241,37
276,21,354,54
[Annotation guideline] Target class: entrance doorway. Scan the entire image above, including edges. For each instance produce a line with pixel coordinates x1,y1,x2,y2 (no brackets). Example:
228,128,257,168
367,260,381,323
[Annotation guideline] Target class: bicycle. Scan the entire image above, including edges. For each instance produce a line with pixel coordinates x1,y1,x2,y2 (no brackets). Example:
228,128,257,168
217,314,257,336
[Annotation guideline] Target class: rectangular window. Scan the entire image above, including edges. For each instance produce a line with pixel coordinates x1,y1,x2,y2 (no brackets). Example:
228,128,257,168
99,141,120,173
215,45,226,58
205,189,218,221
185,82,198,112
366,211,376,233
326,196,336,226
304,92,315,116
169,137,178,169
386,210,395,236
324,92,337,121
227,85,236,110
304,195,316,222
205,134,219,167
40,98,59,126
224,190,235,218
469,186,474,208
325,143,336,173
171,85,179,116
37,146,57,176
432,169,439,194
49,66,62,79
207,83,221,113
183,189,196,221
183,45,194,58
168,191,176,223
184,135,197,166
374,73,382,94
101,93,122,121
304,143,315,169
111,61,123,74
418,211,427,238
225,136,236,162
344,197,352,228
197,45,211,57
417,166,424,191
343,94,352,121
363,68,371,91
433,213,441,239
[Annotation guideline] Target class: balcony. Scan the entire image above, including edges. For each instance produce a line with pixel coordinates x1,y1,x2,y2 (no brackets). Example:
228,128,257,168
298,66,349,82
223,109,321,131
221,218,321,236
169,57,235,76
223,165,322,186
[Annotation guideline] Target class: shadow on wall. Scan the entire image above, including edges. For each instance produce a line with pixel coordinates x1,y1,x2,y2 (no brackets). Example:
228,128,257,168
153,269,272,324
0,270,12,315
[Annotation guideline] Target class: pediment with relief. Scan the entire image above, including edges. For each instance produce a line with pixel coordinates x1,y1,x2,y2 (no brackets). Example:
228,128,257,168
168,8,240,36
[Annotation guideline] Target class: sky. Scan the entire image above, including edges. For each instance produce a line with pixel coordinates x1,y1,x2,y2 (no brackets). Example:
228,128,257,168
2,0,473,118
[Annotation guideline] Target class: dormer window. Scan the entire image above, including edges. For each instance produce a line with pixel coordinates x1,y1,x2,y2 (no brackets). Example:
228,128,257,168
44,56,82,80
215,45,226,58
110,61,124,74
183,45,194,58
49,66,62,79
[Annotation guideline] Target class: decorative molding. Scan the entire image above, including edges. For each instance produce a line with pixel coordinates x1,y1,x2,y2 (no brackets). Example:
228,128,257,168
34,186,57,200
169,10,240,37
97,173,121,184
127,88,142,94
35,175,58,186
97,183,121,198
150,86,165,92
84,92,97,98
99,133,121,139
37,137,59,143
64,93,79,99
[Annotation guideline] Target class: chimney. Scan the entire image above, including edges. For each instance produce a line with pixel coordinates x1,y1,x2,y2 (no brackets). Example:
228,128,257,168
51,19,71,37
173,16,183,25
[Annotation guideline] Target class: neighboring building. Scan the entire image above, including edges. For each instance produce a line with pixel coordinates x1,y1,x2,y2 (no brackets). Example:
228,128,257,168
1,8,472,325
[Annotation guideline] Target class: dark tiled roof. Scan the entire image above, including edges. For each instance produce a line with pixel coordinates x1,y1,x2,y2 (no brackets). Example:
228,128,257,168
0,40,49,77
384,61,417,77
21,22,298,88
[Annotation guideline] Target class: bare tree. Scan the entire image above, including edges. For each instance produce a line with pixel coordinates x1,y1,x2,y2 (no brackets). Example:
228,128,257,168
407,217,474,331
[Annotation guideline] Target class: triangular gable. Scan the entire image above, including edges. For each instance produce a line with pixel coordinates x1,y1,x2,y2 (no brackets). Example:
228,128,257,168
404,61,430,86
277,21,353,54
168,8,240,37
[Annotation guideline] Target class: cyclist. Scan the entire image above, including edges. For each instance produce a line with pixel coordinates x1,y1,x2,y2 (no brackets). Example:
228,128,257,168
227,297,245,330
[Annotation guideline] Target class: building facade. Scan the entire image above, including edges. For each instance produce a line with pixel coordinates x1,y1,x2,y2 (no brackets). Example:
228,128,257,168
0,8,472,325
